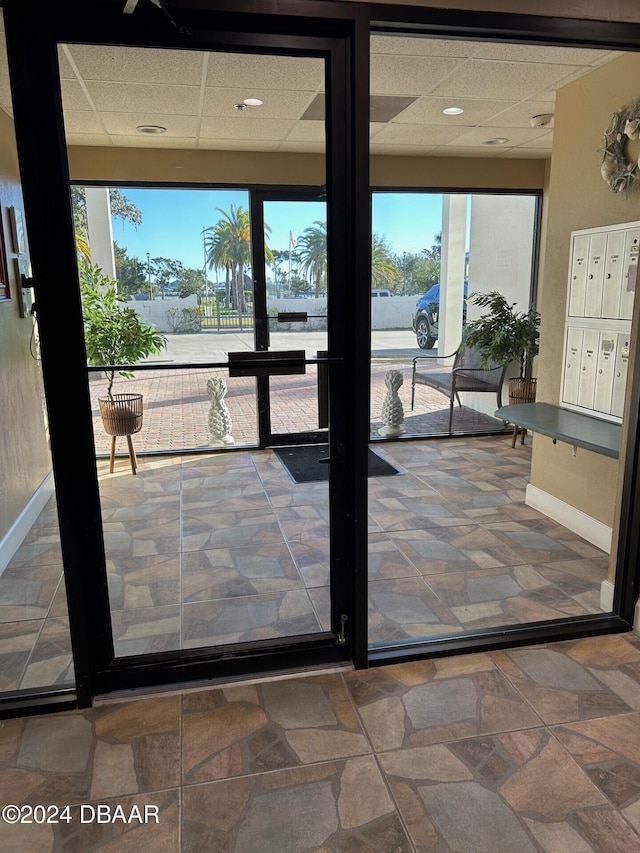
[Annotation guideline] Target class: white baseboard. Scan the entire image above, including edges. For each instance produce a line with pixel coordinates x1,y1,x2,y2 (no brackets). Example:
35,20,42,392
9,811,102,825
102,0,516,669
0,472,54,577
600,579,615,612
525,484,613,554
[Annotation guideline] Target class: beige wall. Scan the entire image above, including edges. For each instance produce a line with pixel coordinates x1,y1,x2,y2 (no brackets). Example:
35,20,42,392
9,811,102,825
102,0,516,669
68,146,545,190
0,110,51,541
530,51,640,526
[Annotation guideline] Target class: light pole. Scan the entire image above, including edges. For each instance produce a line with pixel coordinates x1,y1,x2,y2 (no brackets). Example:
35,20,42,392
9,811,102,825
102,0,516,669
146,252,152,300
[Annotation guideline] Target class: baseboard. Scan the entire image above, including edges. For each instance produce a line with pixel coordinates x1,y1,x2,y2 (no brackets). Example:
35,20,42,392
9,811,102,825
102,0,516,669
525,484,613,554
0,472,54,577
600,579,615,612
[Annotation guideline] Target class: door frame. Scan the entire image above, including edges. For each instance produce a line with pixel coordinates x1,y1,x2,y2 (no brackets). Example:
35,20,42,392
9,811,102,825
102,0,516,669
3,0,371,704
251,186,331,448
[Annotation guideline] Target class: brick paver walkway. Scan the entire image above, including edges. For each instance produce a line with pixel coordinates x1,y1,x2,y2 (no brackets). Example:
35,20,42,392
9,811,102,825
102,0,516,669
89,332,505,455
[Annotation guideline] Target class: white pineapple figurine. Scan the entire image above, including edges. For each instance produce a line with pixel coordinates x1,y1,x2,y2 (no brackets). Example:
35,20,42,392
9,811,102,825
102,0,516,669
379,369,405,436
207,377,234,445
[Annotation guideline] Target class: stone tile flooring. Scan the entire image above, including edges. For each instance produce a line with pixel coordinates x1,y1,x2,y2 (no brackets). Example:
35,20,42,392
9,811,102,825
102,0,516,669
0,435,608,693
2,633,640,850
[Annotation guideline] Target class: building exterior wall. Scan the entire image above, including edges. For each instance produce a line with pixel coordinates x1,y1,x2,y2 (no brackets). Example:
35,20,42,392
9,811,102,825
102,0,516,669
0,109,51,542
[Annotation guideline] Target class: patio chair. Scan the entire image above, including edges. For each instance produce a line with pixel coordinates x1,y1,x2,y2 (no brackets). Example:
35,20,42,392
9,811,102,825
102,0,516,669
411,343,507,432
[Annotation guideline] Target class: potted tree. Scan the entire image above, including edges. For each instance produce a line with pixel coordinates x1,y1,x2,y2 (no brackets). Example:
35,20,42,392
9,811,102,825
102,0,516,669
463,291,541,404
80,263,167,472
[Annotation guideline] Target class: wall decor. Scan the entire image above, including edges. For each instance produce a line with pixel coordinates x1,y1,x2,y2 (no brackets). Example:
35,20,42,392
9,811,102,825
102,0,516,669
600,97,640,194
8,205,27,255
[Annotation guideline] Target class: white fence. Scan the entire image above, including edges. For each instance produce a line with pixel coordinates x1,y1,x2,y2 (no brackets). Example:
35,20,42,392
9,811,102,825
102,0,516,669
267,295,416,330
131,294,418,332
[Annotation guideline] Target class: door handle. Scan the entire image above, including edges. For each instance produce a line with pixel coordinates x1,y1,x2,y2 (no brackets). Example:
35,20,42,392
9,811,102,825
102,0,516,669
228,350,306,377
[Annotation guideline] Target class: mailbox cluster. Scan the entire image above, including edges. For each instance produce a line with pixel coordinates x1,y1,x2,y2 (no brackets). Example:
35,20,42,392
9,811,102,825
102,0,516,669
561,221,639,423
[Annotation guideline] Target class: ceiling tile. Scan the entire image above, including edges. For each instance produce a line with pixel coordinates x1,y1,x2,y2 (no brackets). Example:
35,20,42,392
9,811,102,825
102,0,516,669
370,143,437,156
447,125,549,146
515,130,553,148
206,53,323,92
481,99,555,127
66,133,111,147
472,43,613,66
285,121,326,143
198,139,281,152
278,140,326,153
498,147,551,158
429,146,502,157
371,35,476,58
63,110,103,135
66,44,203,85
86,81,200,115
101,113,199,137
56,46,79,80
372,123,466,146
203,87,314,119
108,135,196,149
61,80,93,111
392,96,512,126
429,59,584,101
371,55,466,96
199,115,295,141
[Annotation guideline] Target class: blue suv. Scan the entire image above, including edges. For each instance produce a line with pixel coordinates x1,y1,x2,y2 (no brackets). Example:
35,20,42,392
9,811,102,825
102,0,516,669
412,281,468,349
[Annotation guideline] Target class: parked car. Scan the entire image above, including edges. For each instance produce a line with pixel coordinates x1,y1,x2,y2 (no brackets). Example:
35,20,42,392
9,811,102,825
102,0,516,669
412,281,468,349
371,289,391,297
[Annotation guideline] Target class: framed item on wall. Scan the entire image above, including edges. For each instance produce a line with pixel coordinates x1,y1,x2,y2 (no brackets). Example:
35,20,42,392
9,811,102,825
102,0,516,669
8,205,27,255
0,208,10,301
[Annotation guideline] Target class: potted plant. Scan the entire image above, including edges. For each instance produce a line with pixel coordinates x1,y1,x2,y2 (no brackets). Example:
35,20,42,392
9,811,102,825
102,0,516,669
463,290,541,403
80,263,167,469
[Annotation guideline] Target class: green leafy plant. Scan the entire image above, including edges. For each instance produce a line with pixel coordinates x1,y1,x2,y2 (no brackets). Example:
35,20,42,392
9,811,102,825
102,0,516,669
80,263,167,398
463,291,540,379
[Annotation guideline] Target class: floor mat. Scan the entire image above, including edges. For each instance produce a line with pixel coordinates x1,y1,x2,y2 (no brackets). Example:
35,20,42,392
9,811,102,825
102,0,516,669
273,445,399,483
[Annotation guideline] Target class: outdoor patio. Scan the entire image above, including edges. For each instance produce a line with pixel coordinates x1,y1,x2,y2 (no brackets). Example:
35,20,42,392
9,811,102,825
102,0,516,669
88,329,506,455
0,433,608,693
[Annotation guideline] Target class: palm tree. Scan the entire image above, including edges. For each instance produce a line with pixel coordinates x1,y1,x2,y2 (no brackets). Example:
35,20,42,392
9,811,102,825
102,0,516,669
205,204,273,312
371,235,399,289
297,221,327,298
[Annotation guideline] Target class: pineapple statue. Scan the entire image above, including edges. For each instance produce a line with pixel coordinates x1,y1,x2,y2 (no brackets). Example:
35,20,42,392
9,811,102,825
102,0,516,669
207,377,234,445
379,369,405,436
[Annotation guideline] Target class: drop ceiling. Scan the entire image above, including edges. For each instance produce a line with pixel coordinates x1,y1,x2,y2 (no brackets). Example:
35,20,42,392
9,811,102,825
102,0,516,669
0,11,622,159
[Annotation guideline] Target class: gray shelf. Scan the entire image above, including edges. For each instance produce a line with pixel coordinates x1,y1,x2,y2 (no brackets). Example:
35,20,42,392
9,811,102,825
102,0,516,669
495,402,621,459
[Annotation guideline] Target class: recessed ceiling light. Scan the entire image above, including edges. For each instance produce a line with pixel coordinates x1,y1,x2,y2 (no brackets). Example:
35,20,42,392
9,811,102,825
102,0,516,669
136,125,167,134
243,97,263,107
442,106,464,116
483,137,509,145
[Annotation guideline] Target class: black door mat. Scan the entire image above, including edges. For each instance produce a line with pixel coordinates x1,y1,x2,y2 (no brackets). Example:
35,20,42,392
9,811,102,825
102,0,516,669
273,445,398,483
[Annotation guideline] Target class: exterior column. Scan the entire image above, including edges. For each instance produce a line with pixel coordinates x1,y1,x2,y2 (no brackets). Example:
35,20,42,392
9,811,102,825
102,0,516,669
438,193,467,362
85,186,116,280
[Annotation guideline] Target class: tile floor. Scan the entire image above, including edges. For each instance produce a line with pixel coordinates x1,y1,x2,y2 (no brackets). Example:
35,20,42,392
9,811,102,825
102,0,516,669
2,633,640,850
0,435,609,692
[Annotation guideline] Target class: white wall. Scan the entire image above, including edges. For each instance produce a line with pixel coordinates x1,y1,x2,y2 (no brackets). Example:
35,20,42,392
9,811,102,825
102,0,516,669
267,295,417,330
130,295,198,331
467,195,537,318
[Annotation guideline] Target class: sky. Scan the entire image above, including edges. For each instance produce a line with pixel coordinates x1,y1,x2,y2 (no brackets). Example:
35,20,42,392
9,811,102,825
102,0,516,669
105,186,445,272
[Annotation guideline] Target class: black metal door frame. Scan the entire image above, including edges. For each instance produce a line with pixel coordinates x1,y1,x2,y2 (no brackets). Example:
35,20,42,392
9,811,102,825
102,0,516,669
249,186,330,448
3,0,371,705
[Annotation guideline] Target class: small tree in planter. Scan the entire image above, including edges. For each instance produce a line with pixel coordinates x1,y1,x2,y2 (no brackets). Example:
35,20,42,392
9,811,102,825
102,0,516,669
463,291,541,403
80,264,167,472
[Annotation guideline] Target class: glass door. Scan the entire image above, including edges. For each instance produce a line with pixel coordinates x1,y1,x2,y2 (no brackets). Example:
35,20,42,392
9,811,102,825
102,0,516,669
4,0,365,700
252,192,329,445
